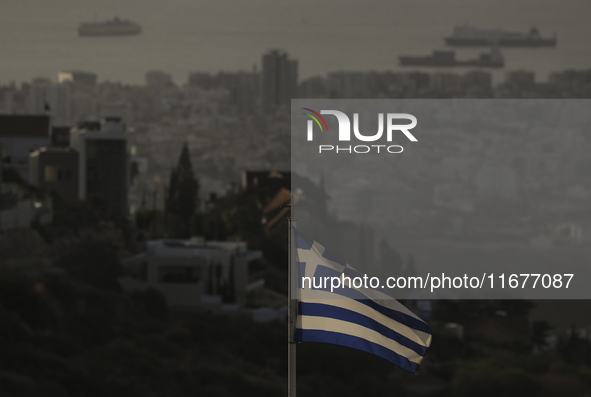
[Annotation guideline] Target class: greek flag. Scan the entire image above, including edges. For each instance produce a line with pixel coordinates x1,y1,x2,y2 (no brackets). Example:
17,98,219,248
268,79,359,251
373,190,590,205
294,228,432,373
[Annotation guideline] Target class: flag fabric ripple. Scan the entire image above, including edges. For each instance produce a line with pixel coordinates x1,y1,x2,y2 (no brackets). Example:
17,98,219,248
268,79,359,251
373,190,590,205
294,228,432,373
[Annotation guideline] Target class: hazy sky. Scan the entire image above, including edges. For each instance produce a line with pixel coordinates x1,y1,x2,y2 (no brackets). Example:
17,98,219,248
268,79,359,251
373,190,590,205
1,0,590,84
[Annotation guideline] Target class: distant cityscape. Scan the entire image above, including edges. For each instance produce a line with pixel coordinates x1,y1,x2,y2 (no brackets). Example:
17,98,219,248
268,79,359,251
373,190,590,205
2,49,591,218
3,11,591,395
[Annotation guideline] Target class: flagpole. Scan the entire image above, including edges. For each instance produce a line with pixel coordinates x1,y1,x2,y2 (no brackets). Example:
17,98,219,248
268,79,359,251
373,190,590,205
288,216,296,397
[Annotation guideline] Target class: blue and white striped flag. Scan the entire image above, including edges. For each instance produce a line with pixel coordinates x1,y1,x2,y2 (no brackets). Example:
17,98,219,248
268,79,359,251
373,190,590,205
294,228,432,373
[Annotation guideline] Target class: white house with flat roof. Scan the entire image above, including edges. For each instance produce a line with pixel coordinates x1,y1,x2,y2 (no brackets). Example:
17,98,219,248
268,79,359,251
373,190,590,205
120,237,263,309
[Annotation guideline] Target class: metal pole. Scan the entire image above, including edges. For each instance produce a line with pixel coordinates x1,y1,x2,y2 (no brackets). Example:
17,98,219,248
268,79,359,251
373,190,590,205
288,217,296,397
0,143,3,231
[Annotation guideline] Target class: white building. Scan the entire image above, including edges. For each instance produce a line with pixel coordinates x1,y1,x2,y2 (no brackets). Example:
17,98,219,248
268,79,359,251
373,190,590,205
120,238,263,309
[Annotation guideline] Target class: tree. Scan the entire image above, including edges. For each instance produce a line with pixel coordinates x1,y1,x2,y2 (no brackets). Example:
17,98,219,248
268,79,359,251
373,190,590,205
55,241,122,291
166,142,199,237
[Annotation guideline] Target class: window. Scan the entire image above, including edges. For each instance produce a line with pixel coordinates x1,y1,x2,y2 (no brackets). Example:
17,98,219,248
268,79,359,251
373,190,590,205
86,140,97,159
44,166,61,182
44,166,72,182
159,265,201,284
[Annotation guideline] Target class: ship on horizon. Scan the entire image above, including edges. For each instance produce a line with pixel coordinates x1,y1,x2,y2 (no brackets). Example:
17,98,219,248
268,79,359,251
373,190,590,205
399,48,504,68
444,25,556,47
78,17,141,37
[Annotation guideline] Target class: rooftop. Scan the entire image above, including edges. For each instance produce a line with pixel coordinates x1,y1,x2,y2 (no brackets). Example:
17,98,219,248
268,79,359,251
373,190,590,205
145,238,250,258
0,115,50,138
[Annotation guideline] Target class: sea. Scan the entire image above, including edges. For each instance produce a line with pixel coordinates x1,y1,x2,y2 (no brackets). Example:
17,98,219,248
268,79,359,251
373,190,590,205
1,0,590,86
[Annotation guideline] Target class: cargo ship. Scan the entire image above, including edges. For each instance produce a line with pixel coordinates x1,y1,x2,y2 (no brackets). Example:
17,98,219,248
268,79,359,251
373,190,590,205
399,48,504,68
78,17,141,37
444,25,556,47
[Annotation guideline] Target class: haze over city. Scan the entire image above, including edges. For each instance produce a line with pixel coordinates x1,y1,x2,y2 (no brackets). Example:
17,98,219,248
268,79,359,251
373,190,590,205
3,1,591,396
1,0,591,84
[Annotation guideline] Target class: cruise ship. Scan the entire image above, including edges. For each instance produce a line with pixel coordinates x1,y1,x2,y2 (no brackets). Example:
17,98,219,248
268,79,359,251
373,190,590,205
399,48,504,68
78,17,141,37
444,25,556,47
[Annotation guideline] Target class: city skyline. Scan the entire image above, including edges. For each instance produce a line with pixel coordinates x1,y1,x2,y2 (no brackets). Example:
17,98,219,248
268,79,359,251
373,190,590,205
2,0,591,84
2,2,591,396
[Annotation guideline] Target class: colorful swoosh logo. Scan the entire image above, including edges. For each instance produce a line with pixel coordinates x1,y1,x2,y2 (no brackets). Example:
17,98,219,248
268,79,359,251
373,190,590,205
302,108,329,132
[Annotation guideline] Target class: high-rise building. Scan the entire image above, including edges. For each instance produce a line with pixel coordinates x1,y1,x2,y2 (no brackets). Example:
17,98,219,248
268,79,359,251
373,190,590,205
431,73,462,92
187,70,260,114
461,71,493,93
145,70,173,91
58,70,98,86
26,72,95,125
70,117,129,214
261,50,298,112
299,76,328,98
505,70,535,86
56,70,98,124
28,80,74,125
